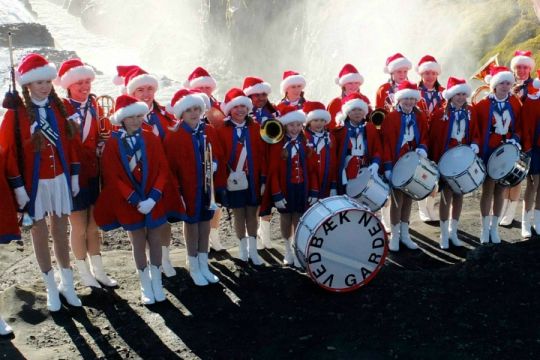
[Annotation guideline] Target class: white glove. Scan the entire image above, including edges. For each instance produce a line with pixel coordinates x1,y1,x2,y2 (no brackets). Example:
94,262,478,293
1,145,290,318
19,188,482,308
385,170,392,181
469,143,479,154
137,198,156,215
506,138,522,150
71,175,80,197
368,163,379,176
415,148,428,158
260,184,265,195
212,161,218,173
275,199,287,210
14,186,30,209
329,189,337,197
307,196,317,206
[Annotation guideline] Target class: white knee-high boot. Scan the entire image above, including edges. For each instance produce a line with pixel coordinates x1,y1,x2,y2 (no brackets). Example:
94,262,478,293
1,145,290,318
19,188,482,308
149,265,166,302
521,206,533,238
42,269,61,312
248,236,263,265
89,255,118,287
58,268,82,307
198,252,219,283
161,246,176,278
75,259,101,288
449,219,462,247
187,255,208,286
400,222,419,249
388,223,400,252
137,266,155,304
500,200,517,226
439,220,449,249
0,316,12,336
490,216,501,244
480,216,491,244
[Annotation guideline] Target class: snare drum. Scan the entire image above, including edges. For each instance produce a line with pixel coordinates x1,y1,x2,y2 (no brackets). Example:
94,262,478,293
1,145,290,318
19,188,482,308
346,168,389,211
439,145,486,194
487,143,530,187
391,151,439,200
294,196,387,293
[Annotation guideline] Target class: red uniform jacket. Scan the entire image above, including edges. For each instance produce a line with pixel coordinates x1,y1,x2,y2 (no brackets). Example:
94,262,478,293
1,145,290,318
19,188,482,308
0,148,21,243
143,103,177,140
520,95,540,152
381,108,429,170
375,82,397,111
471,94,521,161
514,78,538,103
304,129,337,198
163,122,225,223
327,92,372,129
217,118,266,202
94,129,182,230
428,105,476,163
0,101,80,217
417,85,445,120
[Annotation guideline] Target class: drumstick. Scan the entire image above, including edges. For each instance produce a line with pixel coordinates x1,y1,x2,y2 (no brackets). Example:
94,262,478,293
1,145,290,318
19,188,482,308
441,189,447,206
390,187,398,208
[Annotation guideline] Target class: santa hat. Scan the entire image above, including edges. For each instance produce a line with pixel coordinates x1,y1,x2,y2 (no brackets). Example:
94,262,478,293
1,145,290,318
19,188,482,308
166,88,207,119
484,66,515,91
184,67,217,91
16,53,57,86
276,103,306,125
190,89,211,110
442,77,472,100
335,93,369,125
384,53,412,74
54,58,95,89
510,50,535,71
394,80,421,103
303,101,330,124
242,76,272,96
335,64,364,87
280,70,306,95
220,88,253,116
113,65,159,95
110,94,149,125
415,55,441,75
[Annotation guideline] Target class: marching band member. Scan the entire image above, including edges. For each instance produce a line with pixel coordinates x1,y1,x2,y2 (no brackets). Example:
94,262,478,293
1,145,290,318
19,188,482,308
472,66,521,244
428,77,475,249
416,55,445,223
375,53,412,111
264,104,310,266
114,65,178,277
279,70,307,109
185,66,226,252
56,59,117,288
519,70,540,237
242,76,277,249
327,64,371,129
500,51,538,228
0,148,20,335
218,88,265,265
163,89,224,286
0,53,82,311
303,101,338,200
381,81,429,251
94,95,179,303
334,94,382,195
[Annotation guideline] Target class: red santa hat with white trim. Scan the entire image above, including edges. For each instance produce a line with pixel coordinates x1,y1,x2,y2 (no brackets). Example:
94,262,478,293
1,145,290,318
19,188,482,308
280,70,306,95
166,88,207,119
335,64,364,87
484,66,515,91
335,93,369,125
242,76,272,96
384,53,412,74
220,88,253,116
442,77,472,100
394,80,421,103
16,53,57,86
276,103,306,125
510,50,535,71
113,65,159,95
110,94,149,125
184,67,217,92
303,101,330,124
415,55,441,75
54,58,95,89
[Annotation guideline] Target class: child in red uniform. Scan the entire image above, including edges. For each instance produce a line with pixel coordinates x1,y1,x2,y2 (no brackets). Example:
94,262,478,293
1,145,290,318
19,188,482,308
94,95,177,304
375,53,412,111
56,59,117,288
472,66,521,244
265,104,310,266
218,88,265,265
303,101,338,201
428,77,476,248
163,89,223,286
381,81,429,251
279,70,307,109
327,64,371,129
334,94,382,196
0,53,81,311
416,55,445,223
114,65,178,277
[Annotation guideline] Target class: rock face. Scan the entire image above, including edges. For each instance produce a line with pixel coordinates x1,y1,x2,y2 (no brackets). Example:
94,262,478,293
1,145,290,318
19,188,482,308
0,23,54,47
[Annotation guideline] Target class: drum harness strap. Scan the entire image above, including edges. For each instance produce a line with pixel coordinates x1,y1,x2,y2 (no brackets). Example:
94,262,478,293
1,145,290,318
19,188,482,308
443,105,470,153
484,95,516,156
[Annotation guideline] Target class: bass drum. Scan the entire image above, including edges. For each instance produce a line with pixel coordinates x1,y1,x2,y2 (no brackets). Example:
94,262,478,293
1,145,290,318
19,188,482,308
294,196,388,293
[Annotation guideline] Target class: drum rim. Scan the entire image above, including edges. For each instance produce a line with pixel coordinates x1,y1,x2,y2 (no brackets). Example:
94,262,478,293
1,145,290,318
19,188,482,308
438,145,476,175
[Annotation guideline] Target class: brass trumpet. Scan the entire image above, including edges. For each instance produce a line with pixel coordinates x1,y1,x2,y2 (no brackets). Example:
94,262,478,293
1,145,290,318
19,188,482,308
470,54,499,104
260,119,284,144
369,108,387,129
